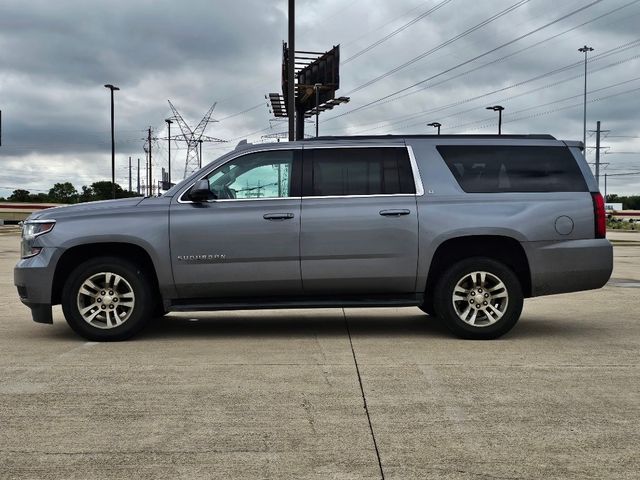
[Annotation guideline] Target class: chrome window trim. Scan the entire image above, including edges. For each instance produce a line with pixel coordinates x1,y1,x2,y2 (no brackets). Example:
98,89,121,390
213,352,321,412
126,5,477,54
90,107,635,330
176,143,425,204
177,147,302,204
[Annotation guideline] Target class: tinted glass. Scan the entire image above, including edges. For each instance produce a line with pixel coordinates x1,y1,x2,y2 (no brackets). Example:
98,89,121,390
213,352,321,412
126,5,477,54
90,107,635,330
437,145,587,193
307,147,415,196
207,150,294,199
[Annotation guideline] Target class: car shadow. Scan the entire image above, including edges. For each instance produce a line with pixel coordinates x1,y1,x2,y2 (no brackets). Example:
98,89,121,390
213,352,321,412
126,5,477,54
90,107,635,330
138,310,453,340
37,309,601,342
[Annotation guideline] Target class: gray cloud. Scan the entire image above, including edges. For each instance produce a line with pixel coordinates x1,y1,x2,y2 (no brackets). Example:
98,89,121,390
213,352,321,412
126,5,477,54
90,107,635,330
0,0,639,197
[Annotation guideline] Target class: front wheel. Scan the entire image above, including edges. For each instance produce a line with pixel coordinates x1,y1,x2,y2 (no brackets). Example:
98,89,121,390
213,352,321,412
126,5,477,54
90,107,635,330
61,257,154,341
433,257,523,340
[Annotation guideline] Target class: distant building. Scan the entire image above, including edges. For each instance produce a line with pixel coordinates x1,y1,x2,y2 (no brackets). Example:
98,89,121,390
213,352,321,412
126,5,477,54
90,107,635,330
605,203,624,211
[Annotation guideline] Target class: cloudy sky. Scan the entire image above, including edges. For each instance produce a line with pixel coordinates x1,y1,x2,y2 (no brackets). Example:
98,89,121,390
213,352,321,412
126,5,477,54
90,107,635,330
1,0,639,197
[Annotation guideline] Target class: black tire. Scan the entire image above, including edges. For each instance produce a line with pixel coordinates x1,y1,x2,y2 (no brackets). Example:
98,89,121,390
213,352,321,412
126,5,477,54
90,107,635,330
433,257,523,340
61,256,154,341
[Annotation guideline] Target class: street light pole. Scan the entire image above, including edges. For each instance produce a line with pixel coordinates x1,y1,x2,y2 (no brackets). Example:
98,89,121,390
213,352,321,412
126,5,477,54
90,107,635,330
165,118,173,186
427,122,441,135
104,84,120,199
314,83,322,137
579,45,594,148
486,105,505,135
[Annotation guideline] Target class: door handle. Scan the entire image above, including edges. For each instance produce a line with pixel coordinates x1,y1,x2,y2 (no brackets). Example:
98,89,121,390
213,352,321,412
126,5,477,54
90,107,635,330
263,213,295,220
379,209,410,217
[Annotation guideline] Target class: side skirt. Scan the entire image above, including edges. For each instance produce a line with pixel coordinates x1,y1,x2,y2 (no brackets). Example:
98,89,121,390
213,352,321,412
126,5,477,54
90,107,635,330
168,293,423,312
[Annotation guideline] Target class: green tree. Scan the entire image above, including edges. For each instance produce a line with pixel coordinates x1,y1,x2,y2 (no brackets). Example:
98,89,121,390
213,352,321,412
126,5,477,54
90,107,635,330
8,189,32,202
48,182,78,204
78,185,94,203
78,182,138,202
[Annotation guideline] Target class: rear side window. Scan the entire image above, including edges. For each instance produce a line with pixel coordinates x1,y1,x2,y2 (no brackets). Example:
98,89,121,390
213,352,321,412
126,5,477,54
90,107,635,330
305,147,416,196
437,145,587,193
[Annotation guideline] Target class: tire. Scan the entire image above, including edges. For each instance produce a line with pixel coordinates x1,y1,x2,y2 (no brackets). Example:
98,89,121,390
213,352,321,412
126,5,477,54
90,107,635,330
433,257,523,340
61,256,154,341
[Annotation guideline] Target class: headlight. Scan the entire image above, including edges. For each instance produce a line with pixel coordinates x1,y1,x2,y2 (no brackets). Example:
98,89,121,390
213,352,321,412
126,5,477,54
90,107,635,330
22,220,56,240
21,220,56,259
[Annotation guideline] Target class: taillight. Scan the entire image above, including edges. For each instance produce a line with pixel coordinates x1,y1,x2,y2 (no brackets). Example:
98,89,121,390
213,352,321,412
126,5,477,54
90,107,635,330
591,192,606,239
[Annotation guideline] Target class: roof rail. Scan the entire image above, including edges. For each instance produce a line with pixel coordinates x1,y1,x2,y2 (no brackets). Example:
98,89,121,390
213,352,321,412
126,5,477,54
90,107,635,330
304,134,557,141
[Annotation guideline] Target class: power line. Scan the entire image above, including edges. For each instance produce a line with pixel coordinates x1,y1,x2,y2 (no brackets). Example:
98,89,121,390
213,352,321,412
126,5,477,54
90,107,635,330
447,83,640,132
345,3,640,132
445,75,640,132
346,0,532,94
350,42,640,134
326,0,605,122
343,0,456,63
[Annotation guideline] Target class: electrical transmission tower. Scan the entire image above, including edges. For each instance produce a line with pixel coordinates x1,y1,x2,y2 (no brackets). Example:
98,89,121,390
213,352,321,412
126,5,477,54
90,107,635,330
167,100,226,178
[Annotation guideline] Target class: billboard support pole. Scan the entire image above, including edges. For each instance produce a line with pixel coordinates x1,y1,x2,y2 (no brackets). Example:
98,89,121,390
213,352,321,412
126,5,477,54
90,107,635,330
287,0,295,142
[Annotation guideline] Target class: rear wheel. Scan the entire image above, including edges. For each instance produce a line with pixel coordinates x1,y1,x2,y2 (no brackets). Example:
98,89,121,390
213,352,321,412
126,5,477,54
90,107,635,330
61,257,154,341
434,257,523,339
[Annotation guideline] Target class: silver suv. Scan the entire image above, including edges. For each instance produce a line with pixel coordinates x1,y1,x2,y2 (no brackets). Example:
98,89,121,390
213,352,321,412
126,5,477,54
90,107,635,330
14,135,613,341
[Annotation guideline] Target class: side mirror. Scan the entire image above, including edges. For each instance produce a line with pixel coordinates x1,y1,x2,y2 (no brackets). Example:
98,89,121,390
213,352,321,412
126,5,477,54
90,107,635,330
188,179,216,202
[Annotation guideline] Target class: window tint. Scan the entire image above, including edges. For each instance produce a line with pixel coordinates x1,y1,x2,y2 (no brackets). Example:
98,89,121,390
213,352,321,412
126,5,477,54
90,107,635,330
307,147,415,196
207,150,294,199
437,145,587,193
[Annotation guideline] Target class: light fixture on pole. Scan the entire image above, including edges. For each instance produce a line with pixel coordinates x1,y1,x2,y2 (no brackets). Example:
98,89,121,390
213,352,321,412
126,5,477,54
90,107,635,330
578,45,594,149
427,122,441,135
104,84,120,199
486,105,505,135
165,118,173,186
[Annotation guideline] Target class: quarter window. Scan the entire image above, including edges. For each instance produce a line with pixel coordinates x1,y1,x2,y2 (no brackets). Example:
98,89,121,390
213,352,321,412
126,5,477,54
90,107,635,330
305,147,416,196
437,145,588,193
206,150,294,199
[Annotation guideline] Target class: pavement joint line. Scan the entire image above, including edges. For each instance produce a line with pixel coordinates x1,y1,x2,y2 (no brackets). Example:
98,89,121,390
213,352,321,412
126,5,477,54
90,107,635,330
343,307,385,480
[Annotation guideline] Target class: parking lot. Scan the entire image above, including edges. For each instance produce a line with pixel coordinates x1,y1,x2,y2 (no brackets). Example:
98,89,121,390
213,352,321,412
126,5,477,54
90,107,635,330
1,229,638,480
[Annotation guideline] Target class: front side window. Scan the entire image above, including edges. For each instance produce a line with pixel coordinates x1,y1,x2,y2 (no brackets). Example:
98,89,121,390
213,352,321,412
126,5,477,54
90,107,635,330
305,147,415,196
206,150,294,199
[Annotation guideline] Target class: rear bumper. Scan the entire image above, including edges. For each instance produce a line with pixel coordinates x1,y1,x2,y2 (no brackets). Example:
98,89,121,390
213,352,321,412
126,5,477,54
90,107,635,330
526,238,613,297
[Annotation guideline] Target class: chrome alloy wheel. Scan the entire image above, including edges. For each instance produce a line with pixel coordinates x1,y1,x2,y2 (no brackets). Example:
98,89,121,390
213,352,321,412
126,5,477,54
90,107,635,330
451,271,509,327
76,272,136,329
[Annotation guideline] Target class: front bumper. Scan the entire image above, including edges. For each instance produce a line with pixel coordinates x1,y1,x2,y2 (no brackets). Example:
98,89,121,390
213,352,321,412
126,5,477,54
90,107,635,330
14,247,61,324
526,238,613,297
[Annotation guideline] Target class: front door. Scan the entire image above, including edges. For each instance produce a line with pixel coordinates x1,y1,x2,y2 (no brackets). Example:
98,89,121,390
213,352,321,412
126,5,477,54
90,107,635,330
170,149,302,299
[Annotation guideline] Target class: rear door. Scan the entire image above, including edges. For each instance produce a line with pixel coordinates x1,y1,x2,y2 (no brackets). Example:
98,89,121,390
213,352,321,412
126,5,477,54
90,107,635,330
300,145,421,294
170,148,302,299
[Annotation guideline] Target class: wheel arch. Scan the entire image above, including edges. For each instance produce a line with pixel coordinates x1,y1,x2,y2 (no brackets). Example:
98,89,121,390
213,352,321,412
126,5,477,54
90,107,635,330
52,242,162,307
424,235,532,305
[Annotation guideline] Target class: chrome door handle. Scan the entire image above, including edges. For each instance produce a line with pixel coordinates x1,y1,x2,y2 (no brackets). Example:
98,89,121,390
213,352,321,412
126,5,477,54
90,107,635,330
263,213,295,220
379,209,410,217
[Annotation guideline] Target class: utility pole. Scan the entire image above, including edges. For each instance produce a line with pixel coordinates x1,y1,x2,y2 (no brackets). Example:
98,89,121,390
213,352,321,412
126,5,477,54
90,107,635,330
579,45,594,148
165,118,173,186
137,158,140,194
604,173,607,200
104,84,120,199
595,120,601,190
128,156,132,192
428,122,441,135
288,0,295,141
198,139,203,169
148,127,152,196
0,110,2,146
